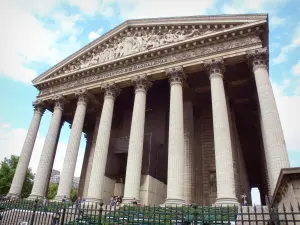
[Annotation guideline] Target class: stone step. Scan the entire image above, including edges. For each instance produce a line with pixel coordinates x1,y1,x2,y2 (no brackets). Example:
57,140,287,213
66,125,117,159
236,206,270,225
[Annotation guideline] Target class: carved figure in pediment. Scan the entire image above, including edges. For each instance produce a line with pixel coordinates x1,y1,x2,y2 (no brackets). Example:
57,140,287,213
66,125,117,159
102,44,112,61
58,26,226,75
161,29,176,45
134,31,147,52
146,30,161,49
115,40,124,58
175,29,200,42
89,53,100,66
69,63,80,72
80,59,90,69
123,32,136,56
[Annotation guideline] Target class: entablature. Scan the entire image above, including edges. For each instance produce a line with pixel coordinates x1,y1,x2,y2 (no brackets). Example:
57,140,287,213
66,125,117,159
32,14,269,102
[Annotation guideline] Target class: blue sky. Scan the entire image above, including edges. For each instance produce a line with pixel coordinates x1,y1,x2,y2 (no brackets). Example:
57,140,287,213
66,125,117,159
0,0,300,203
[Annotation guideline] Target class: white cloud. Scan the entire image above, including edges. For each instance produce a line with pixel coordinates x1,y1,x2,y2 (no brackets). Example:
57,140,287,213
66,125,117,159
270,16,285,28
292,60,300,76
0,123,85,177
67,0,115,16
88,28,104,41
272,80,300,152
0,0,83,84
222,0,287,14
273,23,300,64
116,0,216,19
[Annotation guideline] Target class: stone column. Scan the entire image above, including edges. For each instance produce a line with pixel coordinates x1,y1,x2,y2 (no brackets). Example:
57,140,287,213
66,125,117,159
78,133,92,198
183,90,195,205
205,58,238,205
123,75,152,203
86,83,120,203
29,96,65,199
165,66,186,205
56,90,89,200
83,115,101,198
247,48,290,194
8,101,45,198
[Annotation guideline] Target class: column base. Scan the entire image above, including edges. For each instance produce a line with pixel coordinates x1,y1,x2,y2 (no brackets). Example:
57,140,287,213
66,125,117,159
27,194,45,200
214,197,239,206
54,195,70,202
6,193,20,199
165,198,185,206
85,197,103,204
122,197,140,204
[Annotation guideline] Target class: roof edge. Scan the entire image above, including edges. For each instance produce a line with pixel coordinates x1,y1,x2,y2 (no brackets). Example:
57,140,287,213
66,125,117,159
32,13,268,85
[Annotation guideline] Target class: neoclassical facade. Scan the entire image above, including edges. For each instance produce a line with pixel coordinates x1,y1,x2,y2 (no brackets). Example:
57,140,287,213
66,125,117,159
8,14,290,206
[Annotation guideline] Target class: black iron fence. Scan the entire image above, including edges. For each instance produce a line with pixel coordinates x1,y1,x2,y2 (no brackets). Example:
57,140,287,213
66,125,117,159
0,199,300,225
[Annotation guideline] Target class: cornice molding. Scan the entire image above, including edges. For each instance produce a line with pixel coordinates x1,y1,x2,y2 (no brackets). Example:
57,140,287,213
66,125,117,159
35,23,264,90
33,17,267,85
37,34,262,99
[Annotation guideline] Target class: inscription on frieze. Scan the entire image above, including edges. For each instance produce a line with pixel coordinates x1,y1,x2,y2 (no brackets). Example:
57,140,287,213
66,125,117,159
39,35,261,96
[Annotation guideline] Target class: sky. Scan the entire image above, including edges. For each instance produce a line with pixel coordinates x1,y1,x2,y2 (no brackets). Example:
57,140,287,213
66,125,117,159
0,0,300,204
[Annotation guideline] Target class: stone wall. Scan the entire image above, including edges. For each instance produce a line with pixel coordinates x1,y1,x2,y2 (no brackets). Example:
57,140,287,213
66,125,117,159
101,176,116,204
229,108,251,204
193,102,250,205
194,105,216,205
140,175,167,205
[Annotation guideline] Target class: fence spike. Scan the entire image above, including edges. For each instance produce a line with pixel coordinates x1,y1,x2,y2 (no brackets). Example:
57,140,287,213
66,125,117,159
290,202,294,212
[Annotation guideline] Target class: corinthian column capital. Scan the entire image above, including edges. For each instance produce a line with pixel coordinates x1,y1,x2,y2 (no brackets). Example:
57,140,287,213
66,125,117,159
204,58,225,80
32,100,45,115
52,95,65,111
247,47,268,72
101,83,121,99
75,89,89,105
131,75,152,93
166,66,187,85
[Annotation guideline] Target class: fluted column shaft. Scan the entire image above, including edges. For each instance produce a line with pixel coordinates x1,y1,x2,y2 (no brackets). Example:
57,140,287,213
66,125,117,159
165,66,186,205
248,48,290,194
8,102,44,197
123,75,152,203
29,97,64,199
83,115,101,198
205,59,238,205
86,84,120,203
56,91,88,200
78,133,92,198
183,96,195,205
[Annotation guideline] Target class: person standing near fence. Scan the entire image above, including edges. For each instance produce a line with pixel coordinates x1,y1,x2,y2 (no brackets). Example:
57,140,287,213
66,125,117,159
241,193,247,206
42,197,47,213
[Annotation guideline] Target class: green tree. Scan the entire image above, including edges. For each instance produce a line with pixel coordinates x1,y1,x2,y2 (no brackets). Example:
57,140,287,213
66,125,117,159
70,188,77,202
0,155,34,198
47,183,58,200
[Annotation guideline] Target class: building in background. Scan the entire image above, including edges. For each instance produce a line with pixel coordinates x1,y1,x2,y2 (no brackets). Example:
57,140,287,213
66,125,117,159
49,170,79,190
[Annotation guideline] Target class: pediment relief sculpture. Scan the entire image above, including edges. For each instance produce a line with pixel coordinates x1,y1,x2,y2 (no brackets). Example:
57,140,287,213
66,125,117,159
53,25,232,77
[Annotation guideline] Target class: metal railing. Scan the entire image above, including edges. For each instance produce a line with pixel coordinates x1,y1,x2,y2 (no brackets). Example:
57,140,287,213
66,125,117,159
0,199,300,224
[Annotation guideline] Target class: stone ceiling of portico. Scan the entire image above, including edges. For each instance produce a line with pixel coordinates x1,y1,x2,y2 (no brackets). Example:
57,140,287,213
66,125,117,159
32,14,268,87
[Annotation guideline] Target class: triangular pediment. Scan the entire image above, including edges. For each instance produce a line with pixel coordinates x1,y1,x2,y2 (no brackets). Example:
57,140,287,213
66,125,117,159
33,14,268,85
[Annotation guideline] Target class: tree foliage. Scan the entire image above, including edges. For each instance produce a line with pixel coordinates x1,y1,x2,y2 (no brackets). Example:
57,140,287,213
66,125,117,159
0,155,34,198
47,183,77,202
70,188,77,202
47,183,58,200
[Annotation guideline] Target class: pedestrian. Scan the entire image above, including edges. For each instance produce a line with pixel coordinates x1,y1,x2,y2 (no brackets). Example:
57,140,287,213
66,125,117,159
241,193,247,206
110,196,114,207
62,196,66,203
76,197,81,208
51,211,60,225
42,197,47,213
132,198,138,205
